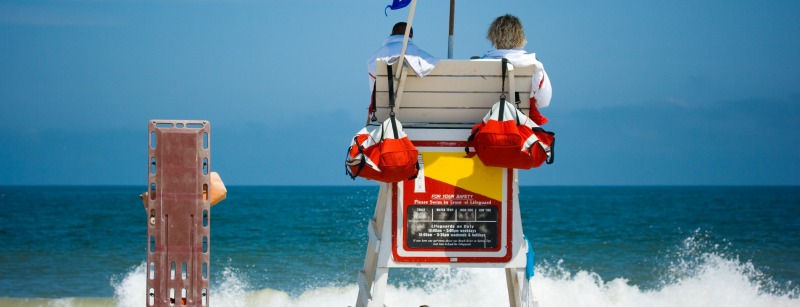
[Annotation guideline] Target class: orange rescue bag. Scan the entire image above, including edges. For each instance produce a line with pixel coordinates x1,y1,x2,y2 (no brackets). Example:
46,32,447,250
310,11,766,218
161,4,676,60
466,99,554,169
346,117,419,182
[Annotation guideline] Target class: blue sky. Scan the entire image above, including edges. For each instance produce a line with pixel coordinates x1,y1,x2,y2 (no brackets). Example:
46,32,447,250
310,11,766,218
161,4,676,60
0,0,798,186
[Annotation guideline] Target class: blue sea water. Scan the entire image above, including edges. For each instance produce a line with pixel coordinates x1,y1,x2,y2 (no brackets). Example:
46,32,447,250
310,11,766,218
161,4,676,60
0,185,798,306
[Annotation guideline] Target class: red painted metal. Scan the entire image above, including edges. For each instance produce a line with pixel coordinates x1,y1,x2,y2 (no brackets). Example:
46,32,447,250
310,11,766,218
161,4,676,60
147,120,211,306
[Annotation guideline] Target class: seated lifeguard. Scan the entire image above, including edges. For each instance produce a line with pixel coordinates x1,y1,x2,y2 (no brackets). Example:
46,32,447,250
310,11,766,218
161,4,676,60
480,14,552,125
366,22,439,122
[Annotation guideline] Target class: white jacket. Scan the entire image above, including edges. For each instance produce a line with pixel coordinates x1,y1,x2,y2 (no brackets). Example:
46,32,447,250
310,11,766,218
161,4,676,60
481,49,552,109
367,35,439,93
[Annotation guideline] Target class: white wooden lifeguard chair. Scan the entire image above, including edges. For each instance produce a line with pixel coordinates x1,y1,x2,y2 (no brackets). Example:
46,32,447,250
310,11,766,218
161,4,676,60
355,59,539,307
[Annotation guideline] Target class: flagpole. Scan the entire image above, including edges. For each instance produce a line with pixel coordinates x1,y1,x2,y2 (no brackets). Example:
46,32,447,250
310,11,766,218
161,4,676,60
448,0,454,59
396,0,417,80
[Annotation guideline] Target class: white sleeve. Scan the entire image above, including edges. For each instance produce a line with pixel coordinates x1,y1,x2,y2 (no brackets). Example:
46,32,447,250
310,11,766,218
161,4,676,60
530,69,552,108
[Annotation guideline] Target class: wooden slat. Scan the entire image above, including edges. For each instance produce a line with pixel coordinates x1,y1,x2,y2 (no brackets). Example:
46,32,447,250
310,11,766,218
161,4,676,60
376,76,531,93
375,92,530,109
376,60,536,77
373,107,531,124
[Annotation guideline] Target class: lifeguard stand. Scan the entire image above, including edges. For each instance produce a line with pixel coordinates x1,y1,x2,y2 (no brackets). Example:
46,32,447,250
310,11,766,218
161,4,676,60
356,60,538,307
146,120,211,306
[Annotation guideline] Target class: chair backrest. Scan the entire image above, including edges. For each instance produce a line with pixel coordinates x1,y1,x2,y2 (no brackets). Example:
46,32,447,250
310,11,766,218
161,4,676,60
373,59,535,126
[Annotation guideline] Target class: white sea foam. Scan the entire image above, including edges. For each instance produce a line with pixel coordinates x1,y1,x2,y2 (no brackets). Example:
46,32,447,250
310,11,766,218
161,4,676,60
111,264,253,307
111,262,146,307
107,235,798,307
106,260,797,307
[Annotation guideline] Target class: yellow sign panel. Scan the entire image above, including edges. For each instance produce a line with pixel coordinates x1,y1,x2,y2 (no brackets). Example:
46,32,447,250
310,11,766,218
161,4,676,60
421,152,503,202
394,144,511,263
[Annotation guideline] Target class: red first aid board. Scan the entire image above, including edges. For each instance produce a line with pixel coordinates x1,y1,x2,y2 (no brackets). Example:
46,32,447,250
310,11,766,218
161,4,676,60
392,141,514,263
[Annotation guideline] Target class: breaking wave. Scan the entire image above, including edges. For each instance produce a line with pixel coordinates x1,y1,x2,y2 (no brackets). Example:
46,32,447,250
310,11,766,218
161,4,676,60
10,232,792,307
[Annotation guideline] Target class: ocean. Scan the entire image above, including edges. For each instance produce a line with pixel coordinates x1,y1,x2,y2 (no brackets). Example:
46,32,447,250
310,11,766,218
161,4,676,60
0,185,798,307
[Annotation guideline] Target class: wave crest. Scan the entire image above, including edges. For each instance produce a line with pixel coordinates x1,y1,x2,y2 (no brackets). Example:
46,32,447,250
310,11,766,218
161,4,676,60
107,231,798,307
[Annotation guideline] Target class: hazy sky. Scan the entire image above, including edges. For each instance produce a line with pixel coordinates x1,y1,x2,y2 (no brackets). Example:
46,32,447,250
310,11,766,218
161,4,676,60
1,0,798,186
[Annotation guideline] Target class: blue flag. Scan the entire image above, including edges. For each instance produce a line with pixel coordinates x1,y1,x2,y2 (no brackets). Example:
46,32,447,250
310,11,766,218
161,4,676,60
385,0,411,16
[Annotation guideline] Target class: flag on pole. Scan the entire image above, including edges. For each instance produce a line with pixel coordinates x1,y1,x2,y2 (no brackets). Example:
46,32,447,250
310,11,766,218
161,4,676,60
385,0,412,16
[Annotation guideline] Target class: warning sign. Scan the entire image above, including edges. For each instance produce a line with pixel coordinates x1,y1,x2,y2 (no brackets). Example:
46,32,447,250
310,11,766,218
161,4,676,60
392,143,513,263
406,205,498,249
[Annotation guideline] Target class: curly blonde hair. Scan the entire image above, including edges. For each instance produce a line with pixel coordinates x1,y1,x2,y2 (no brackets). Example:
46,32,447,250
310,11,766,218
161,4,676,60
487,14,526,49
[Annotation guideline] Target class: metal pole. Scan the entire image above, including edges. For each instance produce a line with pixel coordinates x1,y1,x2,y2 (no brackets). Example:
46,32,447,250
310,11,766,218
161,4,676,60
448,0,454,59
